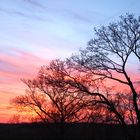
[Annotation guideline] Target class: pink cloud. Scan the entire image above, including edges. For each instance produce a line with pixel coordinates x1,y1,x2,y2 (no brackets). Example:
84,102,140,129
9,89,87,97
0,49,49,122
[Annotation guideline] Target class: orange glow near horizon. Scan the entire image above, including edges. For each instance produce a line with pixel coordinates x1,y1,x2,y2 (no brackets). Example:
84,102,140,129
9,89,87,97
0,57,139,123
0,50,50,123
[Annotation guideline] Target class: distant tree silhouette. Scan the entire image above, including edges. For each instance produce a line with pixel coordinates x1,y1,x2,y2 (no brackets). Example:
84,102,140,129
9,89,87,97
11,60,90,123
61,74,127,125
67,14,140,126
86,92,127,124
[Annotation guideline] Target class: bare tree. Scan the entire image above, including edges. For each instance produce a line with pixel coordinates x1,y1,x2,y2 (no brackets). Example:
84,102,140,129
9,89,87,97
67,14,140,125
11,60,90,123
11,14,140,128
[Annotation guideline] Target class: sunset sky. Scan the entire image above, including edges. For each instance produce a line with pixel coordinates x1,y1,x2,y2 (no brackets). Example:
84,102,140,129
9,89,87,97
0,0,140,122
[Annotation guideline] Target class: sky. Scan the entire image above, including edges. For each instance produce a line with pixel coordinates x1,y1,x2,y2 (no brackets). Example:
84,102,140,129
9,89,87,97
0,0,140,123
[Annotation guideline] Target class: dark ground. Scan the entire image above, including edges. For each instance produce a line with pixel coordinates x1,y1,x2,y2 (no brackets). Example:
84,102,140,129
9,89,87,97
0,123,139,140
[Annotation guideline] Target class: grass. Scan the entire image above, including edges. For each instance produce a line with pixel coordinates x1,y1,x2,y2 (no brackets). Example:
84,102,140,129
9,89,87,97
0,122,139,140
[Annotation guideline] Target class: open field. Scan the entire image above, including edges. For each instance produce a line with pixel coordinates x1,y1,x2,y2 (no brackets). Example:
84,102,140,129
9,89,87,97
0,123,139,140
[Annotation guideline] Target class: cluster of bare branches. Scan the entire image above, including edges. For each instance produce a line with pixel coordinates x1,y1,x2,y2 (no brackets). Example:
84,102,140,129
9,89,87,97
11,60,93,123
11,14,140,126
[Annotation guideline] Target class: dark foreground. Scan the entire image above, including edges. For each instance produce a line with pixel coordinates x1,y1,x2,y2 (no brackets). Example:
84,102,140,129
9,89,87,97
0,123,139,140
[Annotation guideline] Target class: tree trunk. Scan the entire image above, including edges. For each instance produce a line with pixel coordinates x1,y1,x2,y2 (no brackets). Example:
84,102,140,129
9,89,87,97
128,79,140,126
124,72,140,126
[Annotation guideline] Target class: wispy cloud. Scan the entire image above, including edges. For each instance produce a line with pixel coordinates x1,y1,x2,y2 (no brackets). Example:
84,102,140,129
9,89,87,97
0,7,49,22
63,9,93,24
0,48,49,122
23,0,47,10
0,49,48,77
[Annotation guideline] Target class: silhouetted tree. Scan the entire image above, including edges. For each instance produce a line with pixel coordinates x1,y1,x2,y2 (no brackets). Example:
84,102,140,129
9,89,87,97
11,60,91,123
44,60,127,125
85,92,128,124
11,14,140,129
67,14,140,126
